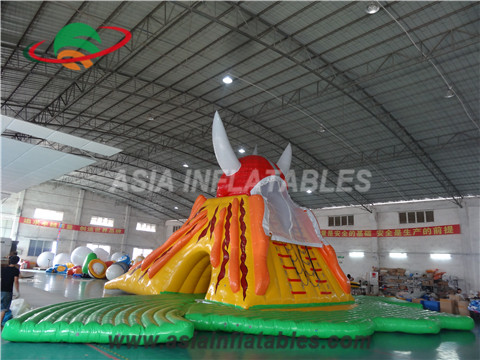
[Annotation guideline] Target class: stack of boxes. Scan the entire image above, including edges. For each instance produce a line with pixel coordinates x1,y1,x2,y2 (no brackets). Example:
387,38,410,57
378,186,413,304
379,268,457,298
434,280,451,298
378,268,412,296
440,295,470,315
378,268,472,317
421,272,434,287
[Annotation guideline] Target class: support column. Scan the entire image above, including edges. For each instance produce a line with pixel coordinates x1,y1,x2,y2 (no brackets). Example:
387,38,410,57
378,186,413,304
373,209,380,269
458,200,480,292
371,209,380,295
120,205,131,254
11,190,26,241
69,189,85,253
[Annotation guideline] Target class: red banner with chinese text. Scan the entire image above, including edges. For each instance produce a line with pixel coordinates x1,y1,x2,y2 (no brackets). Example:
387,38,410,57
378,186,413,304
19,217,125,234
320,224,460,238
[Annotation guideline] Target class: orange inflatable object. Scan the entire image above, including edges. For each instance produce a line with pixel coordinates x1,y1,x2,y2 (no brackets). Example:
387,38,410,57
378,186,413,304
88,259,107,279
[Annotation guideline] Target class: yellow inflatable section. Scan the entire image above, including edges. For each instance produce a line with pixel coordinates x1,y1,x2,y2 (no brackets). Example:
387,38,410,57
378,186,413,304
105,194,353,309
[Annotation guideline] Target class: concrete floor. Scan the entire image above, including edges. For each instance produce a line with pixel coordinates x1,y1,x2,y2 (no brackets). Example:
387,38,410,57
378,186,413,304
1,271,479,360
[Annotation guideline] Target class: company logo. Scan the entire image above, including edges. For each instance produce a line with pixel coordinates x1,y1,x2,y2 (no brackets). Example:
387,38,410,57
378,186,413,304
24,22,131,71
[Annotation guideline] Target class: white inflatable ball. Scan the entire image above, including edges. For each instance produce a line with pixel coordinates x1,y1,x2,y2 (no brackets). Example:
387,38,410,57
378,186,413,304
110,252,127,262
71,246,94,266
105,262,129,281
37,251,55,268
53,253,71,265
93,248,109,262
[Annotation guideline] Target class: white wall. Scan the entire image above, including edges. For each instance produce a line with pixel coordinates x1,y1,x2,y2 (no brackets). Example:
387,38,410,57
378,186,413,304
313,197,480,293
1,182,166,263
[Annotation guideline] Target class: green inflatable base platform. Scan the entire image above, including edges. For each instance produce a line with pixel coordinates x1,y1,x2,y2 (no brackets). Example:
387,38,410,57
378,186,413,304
2,294,474,345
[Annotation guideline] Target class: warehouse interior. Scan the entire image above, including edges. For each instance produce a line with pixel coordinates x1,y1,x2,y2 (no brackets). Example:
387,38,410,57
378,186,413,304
1,1,479,359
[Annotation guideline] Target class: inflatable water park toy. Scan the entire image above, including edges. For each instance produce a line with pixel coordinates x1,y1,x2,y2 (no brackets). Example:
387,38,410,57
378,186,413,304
2,112,473,344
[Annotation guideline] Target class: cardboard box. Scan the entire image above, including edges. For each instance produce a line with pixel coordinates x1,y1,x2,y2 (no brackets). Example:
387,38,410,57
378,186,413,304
458,301,470,316
440,299,455,313
422,280,434,286
458,308,470,316
448,294,464,302
440,299,450,313
413,298,423,304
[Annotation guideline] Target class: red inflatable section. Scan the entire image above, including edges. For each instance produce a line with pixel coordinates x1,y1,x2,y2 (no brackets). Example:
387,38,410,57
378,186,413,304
216,155,287,197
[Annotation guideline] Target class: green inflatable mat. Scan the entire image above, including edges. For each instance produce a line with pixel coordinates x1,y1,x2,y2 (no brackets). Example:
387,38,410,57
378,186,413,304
2,294,474,345
1,294,199,345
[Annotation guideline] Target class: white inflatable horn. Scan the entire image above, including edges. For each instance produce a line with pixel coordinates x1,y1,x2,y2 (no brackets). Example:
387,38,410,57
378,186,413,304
212,111,241,176
277,143,292,175
252,145,258,155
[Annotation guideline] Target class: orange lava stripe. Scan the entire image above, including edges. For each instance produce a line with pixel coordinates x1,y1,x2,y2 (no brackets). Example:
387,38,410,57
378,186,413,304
310,268,322,271
139,247,172,281
239,199,249,301
215,204,232,293
283,266,296,270
278,254,291,258
210,207,226,268
273,242,286,246
317,245,351,294
316,280,327,283
288,278,301,282
291,291,306,295
208,207,218,237
229,198,240,293
249,195,270,296
197,207,217,243
129,263,141,275
187,195,207,222
141,209,207,271
147,216,209,278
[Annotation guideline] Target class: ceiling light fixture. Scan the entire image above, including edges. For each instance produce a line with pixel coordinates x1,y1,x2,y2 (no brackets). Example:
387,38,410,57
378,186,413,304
389,252,407,259
349,251,365,258
222,75,233,84
174,206,179,210
148,115,155,121
238,148,245,154
444,88,455,98
306,189,312,194
430,253,451,260
365,2,380,14
183,163,189,168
